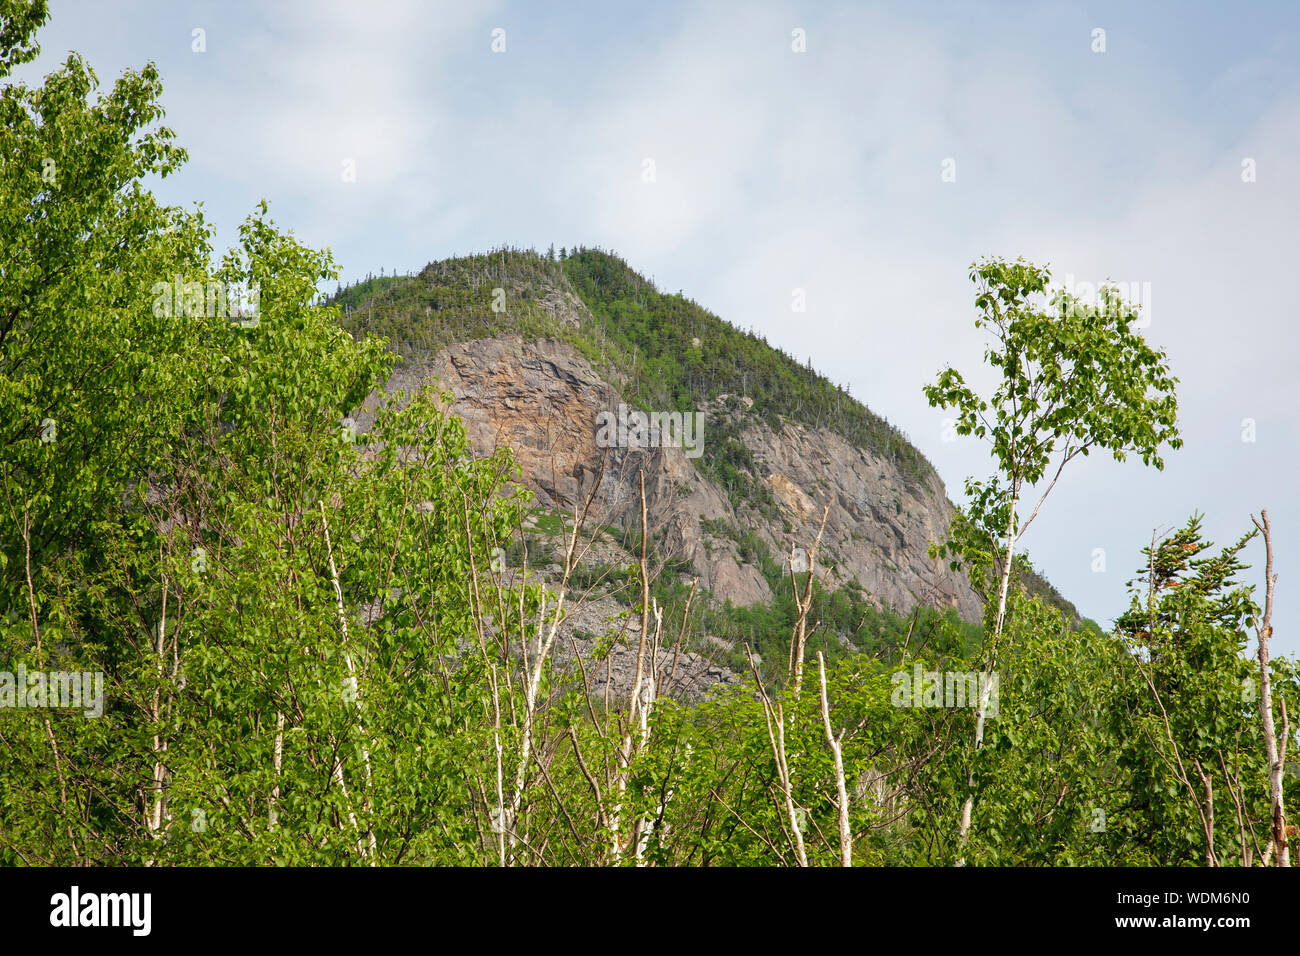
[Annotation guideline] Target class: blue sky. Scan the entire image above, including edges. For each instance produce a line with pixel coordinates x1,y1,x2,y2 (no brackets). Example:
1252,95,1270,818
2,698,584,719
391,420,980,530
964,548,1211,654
16,0,1300,653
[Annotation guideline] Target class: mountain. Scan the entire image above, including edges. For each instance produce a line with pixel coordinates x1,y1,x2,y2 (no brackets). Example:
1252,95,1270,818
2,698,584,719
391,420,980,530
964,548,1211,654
335,246,1080,685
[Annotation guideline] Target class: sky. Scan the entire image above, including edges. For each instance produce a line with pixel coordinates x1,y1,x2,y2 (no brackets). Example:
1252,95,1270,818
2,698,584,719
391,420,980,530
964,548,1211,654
15,0,1300,654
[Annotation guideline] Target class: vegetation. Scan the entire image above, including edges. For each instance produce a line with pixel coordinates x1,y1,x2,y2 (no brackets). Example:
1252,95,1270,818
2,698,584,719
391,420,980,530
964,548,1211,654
924,256,1184,854
1,3,1293,869
334,245,939,493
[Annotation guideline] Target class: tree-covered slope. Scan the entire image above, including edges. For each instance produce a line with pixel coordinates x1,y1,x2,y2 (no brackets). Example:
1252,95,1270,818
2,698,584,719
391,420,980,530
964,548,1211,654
333,245,1086,632
336,246,935,487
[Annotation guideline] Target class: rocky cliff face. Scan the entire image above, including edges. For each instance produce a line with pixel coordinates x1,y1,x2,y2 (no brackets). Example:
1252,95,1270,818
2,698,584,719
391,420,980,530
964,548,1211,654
374,332,981,622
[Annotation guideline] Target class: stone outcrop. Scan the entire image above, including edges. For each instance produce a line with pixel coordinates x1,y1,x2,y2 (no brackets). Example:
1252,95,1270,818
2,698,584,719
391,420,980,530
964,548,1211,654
547,597,745,703
367,333,980,621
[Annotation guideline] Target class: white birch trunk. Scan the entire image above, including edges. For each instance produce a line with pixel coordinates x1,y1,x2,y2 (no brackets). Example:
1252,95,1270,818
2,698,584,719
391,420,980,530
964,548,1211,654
818,652,851,866
320,501,377,862
1252,511,1290,866
957,488,1017,861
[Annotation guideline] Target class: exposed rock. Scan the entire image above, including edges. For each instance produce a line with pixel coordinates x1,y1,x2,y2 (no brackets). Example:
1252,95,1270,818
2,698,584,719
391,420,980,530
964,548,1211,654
363,334,980,620
730,409,983,620
543,597,745,703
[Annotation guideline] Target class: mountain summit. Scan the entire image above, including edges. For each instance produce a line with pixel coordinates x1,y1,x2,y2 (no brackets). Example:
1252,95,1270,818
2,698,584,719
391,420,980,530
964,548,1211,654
336,247,1076,679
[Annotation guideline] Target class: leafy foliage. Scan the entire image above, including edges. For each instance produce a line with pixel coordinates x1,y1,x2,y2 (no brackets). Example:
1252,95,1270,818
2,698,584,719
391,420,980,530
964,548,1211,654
333,246,939,490
0,9,1293,869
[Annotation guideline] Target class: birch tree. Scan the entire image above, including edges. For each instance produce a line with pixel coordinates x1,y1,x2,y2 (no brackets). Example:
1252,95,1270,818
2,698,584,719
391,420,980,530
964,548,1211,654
1113,515,1287,866
1250,511,1289,866
925,258,1181,860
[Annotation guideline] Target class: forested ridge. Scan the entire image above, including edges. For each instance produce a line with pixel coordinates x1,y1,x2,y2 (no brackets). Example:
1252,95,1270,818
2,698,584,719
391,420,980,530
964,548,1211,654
1,1,1295,868
333,243,1091,678
336,245,938,488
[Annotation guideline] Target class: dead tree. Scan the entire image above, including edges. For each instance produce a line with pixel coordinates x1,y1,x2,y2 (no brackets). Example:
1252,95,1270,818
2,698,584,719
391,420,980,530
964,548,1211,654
1251,510,1290,867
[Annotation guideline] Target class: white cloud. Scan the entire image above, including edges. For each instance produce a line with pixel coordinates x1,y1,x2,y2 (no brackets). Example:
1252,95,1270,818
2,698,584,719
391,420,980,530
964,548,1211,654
26,0,1300,651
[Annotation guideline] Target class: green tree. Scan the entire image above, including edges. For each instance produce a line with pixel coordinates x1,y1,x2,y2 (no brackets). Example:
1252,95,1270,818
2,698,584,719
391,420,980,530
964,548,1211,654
1110,515,1296,866
924,257,1181,856
0,0,216,862
0,3,533,865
